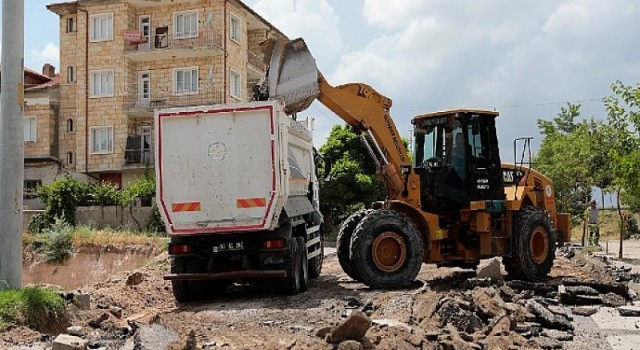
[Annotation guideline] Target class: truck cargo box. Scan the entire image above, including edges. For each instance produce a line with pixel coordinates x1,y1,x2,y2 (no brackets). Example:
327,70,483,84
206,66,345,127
155,100,316,235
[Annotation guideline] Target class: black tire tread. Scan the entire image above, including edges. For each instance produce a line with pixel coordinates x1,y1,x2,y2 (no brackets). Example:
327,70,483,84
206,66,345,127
280,238,301,295
337,209,373,281
297,237,309,292
350,210,423,289
504,206,556,281
308,232,324,279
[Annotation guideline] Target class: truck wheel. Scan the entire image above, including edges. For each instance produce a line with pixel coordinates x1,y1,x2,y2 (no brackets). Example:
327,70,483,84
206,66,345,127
308,231,324,279
297,237,309,292
170,257,203,302
337,209,373,281
280,237,302,295
350,210,423,289
504,206,556,281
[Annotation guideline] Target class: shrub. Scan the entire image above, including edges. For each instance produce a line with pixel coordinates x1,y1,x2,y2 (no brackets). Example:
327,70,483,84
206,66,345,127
27,213,47,234
122,177,155,207
146,205,166,233
42,218,74,263
38,177,89,226
89,182,123,206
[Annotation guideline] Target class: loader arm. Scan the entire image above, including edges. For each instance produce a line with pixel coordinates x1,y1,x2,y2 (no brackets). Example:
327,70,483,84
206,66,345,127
260,37,410,197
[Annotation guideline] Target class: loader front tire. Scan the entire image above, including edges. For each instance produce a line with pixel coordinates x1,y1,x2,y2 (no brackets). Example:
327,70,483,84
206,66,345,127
337,209,373,281
504,206,556,281
350,210,423,289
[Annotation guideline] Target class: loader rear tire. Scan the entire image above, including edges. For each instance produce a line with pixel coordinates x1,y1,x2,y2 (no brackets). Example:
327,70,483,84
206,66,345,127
337,209,373,281
280,237,303,295
350,210,423,289
504,206,556,281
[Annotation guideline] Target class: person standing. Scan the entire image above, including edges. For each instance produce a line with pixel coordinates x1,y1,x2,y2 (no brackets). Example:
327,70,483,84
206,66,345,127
586,200,600,246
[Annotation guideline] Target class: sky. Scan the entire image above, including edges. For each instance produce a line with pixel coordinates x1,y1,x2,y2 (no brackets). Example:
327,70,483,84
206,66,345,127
14,0,640,161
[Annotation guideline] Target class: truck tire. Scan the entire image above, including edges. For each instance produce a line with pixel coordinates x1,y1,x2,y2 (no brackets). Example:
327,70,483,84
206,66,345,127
350,210,423,289
504,206,556,281
170,257,207,302
280,237,303,295
337,209,373,281
297,237,310,292
308,231,324,279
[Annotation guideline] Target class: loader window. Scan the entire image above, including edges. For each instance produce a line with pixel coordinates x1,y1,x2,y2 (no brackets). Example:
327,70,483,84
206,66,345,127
414,120,460,169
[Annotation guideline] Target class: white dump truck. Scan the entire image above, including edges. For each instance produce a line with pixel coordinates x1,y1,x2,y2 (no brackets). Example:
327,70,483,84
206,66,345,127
155,100,324,301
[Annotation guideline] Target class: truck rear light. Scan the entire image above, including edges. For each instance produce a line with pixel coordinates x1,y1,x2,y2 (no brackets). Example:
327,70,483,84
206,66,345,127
263,239,285,249
169,244,192,254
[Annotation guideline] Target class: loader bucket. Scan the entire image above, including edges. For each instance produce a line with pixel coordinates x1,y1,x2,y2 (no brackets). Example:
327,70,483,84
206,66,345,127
260,37,320,115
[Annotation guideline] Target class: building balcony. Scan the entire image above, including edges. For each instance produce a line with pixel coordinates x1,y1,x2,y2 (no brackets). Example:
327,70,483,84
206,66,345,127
247,50,267,80
125,88,224,117
124,136,153,168
124,29,223,62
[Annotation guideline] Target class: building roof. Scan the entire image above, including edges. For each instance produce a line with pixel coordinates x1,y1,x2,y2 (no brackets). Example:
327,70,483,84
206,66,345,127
26,74,61,92
413,108,500,121
47,0,289,39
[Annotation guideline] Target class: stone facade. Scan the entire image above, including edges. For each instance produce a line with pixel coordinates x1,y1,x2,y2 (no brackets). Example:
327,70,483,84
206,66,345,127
48,0,287,187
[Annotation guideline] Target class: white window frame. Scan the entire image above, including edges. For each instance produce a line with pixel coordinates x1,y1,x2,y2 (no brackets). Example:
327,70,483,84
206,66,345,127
90,126,114,154
229,69,241,100
173,67,199,96
90,13,114,42
90,69,115,98
24,116,37,142
174,10,198,39
229,13,241,43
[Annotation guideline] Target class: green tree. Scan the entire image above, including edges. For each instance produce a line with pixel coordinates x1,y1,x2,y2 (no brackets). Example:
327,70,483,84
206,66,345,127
319,125,386,236
535,103,612,245
604,80,640,256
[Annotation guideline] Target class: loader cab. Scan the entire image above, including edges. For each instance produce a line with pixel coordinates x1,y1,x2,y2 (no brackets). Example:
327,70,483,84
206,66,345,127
412,109,505,214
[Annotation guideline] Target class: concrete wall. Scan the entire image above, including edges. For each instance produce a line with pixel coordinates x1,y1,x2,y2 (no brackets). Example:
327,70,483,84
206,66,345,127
75,206,153,230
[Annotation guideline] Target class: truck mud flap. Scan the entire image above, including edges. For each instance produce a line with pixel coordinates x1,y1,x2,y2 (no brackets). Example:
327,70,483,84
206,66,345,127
164,270,287,281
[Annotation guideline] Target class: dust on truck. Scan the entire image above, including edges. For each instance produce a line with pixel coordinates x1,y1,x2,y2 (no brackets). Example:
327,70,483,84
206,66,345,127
155,100,324,301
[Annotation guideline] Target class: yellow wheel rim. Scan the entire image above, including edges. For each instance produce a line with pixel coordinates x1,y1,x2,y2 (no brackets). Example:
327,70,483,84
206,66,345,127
530,226,549,265
372,231,407,272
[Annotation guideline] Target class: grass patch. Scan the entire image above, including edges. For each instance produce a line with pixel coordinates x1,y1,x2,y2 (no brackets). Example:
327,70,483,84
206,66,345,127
24,223,167,260
0,287,66,331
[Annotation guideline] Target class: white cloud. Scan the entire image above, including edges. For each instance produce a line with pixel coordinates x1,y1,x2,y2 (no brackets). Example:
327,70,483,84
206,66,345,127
251,0,344,72
329,0,640,155
28,42,59,71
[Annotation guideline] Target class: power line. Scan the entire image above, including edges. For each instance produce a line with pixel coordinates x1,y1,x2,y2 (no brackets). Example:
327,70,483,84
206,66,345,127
393,97,606,111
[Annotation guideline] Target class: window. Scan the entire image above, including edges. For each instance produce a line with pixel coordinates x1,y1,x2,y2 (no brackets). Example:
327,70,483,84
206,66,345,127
91,126,114,154
66,17,76,33
24,117,37,142
230,14,241,42
174,67,198,95
90,13,113,41
67,118,74,133
67,66,75,83
67,152,74,165
174,11,198,39
90,69,114,97
24,180,42,195
230,70,241,99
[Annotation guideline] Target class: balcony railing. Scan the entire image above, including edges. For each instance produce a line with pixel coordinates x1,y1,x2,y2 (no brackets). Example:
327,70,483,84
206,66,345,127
125,28,223,54
124,136,153,165
248,50,266,72
126,88,224,111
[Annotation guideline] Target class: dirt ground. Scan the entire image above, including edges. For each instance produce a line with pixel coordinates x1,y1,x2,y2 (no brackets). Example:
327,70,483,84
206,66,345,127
2,242,622,350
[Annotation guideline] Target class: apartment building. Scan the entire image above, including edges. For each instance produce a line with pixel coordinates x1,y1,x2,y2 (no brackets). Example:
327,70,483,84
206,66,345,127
47,0,287,187
21,64,62,207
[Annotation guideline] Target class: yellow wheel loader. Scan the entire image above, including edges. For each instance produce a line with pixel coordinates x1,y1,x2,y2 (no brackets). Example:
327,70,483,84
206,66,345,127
257,38,571,289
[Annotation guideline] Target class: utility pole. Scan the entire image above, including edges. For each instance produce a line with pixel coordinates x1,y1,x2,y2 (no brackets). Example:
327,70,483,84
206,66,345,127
0,0,25,289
